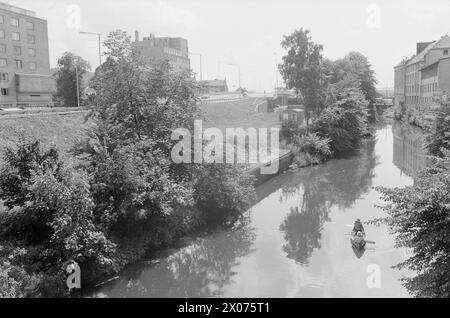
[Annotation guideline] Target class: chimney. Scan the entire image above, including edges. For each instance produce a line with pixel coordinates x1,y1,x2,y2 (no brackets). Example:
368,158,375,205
135,30,139,42
416,42,433,55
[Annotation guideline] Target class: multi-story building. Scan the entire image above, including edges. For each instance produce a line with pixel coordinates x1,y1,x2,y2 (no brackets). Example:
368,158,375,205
0,2,55,108
394,35,450,108
198,79,228,94
132,31,190,73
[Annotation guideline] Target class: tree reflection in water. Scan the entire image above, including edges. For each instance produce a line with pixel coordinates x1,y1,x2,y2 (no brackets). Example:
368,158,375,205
94,137,380,297
280,136,378,265
96,215,256,298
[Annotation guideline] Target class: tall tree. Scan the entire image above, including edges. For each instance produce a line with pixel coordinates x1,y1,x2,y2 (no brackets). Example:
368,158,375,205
279,29,326,130
54,52,90,107
328,52,378,122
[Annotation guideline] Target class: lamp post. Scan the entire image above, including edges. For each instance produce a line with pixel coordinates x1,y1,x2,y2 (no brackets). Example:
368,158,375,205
227,62,241,89
189,52,202,81
79,31,102,66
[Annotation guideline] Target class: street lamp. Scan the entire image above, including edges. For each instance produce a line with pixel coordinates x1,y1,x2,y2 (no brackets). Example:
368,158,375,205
226,62,241,89
189,52,203,81
79,31,102,66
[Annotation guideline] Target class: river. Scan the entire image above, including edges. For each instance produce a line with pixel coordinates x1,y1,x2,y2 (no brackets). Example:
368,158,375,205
91,123,427,298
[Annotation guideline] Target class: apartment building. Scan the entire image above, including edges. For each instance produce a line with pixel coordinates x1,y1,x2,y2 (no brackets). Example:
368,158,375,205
394,35,450,108
0,2,55,107
132,31,190,73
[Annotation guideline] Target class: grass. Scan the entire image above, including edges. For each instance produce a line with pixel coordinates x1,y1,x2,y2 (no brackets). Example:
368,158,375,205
0,99,283,167
201,98,280,131
0,112,91,161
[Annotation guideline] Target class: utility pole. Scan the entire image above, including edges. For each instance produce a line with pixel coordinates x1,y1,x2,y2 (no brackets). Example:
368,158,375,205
75,58,80,108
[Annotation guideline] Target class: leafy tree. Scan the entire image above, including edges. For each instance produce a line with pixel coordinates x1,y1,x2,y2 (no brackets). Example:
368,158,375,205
324,52,378,122
374,153,450,298
54,52,90,107
89,30,199,153
313,75,369,154
279,29,326,130
78,29,255,242
427,99,450,157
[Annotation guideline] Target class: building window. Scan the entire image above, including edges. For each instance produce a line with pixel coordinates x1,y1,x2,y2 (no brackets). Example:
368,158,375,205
13,46,21,56
0,43,5,53
28,48,36,57
26,21,34,30
0,29,4,39
0,15,4,24
12,32,20,41
10,17,19,27
0,73,8,81
29,62,36,70
444,50,449,56
0,58,6,67
27,35,35,44
15,59,22,69
1,88,9,96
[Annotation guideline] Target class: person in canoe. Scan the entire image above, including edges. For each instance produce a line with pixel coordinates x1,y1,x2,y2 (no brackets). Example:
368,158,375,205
351,219,366,249
352,219,365,234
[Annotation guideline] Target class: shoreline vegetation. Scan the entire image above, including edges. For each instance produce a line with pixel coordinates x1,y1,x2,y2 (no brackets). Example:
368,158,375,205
0,28,448,298
0,28,380,298
0,30,256,297
373,99,450,298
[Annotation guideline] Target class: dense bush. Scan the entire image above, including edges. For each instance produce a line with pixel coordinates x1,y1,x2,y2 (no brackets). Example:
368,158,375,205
375,153,450,297
427,101,450,157
193,164,256,223
0,139,118,296
290,133,332,167
394,106,403,120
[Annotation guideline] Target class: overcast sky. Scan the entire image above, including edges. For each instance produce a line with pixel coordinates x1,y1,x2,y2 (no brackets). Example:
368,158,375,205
11,0,450,91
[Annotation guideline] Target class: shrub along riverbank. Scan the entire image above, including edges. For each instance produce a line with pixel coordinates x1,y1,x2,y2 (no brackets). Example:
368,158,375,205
0,31,256,297
374,100,450,298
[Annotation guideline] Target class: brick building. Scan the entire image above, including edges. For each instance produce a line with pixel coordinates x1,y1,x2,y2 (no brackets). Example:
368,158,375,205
394,35,450,108
132,31,190,73
0,2,55,107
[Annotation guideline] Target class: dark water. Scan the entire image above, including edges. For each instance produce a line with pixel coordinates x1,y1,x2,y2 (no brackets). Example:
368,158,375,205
92,124,427,298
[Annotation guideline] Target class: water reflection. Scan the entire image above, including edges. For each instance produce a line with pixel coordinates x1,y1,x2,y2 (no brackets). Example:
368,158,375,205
280,207,325,265
392,121,427,178
279,137,378,265
94,218,256,298
93,126,415,298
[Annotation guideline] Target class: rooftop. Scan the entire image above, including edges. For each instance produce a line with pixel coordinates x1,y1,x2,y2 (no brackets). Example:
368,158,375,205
0,2,36,17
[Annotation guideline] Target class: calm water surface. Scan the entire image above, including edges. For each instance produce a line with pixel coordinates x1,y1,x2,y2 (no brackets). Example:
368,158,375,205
92,123,427,298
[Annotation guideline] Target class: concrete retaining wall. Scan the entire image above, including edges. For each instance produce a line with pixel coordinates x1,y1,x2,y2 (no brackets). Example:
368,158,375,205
247,151,294,187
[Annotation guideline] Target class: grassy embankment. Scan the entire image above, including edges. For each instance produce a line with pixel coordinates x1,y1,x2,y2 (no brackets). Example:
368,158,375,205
0,99,281,212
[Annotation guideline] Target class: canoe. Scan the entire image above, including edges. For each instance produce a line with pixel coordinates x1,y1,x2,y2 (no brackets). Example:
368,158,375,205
350,230,366,249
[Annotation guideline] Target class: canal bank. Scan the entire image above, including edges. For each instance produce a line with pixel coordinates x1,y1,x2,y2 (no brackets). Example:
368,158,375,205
90,124,426,298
